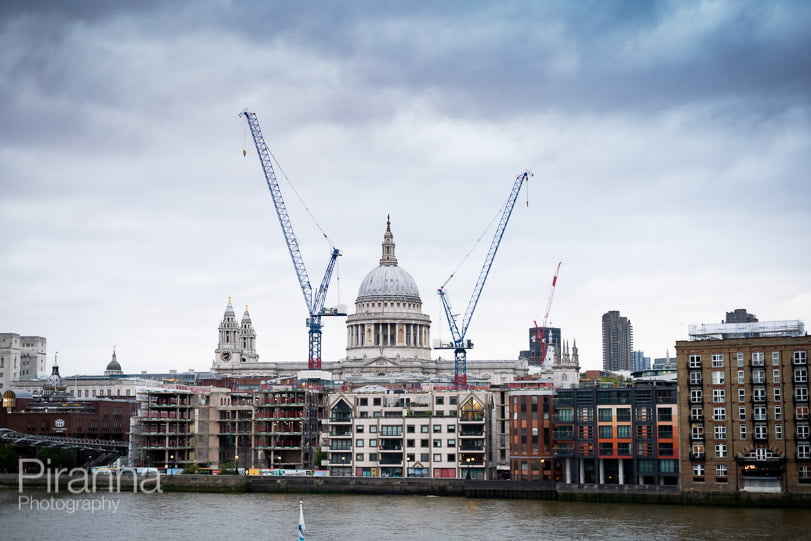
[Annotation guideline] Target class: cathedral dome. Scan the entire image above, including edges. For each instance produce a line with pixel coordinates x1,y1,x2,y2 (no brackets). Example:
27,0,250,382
355,217,421,303
106,359,122,372
357,265,420,301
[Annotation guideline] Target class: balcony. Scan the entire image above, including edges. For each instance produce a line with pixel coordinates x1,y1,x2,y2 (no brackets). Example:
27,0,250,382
379,454,403,465
553,431,574,440
330,414,352,423
459,429,484,437
459,413,484,423
460,441,484,451
554,447,575,457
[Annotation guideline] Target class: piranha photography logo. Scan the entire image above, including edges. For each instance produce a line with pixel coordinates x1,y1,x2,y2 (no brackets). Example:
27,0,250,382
17,458,162,514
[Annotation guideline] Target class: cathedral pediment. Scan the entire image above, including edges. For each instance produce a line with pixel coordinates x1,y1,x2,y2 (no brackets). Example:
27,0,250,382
360,356,403,369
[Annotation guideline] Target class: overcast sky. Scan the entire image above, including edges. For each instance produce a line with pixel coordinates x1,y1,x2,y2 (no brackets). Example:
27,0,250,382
2,0,810,377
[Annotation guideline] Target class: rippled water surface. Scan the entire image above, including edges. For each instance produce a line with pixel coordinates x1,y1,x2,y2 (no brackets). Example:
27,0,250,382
1,489,808,540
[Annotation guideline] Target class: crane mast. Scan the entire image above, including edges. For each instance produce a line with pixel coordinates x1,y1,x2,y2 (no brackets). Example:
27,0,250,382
240,110,343,370
438,171,530,388
533,261,562,365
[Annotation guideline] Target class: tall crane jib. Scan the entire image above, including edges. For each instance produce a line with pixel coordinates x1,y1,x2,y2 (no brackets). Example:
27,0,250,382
437,171,531,388
240,110,345,371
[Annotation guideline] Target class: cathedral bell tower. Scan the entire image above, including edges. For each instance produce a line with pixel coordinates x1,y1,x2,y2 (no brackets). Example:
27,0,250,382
214,298,259,365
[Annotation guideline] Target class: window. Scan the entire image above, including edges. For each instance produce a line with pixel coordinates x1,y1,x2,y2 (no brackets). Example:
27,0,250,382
775,424,783,440
355,453,364,461
420,453,429,462
406,439,415,448
800,466,811,483
774,387,782,401
369,453,378,461
798,443,810,459
737,370,745,384
369,426,377,433
407,425,415,433
689,372,702,385
738,388,746,402
359,398,368,406
773,369,781,383
599,442,614,455
447,454,455,462
690,425,704,439
692,464,704,479
715,444,727,458
797,406,809,420
754,425,768,440
796,387,809,402
690,406,703,421
447,439,455,447
713,407,726,421
712,371,725,385
449,396,458,405
714,426,726,440
689,355,701,368
716,464,728,480
598,408,613,422
433,454,441,462
433,440,442,448
658,425,674,439
798,425,810,439
617,442,631,456
356,439,364,447
752,370,766,384
447,424,456,433
692,443,705,457
712,354,724,367
739,425,747,439
738,407,747,421
599,425,613,439
616,408,631,422
795,368,808,383
657,408,672,422
772,351,781,366
421,426,429,433
737,352,744,367
713,389,725,403
369,439,377,447
774,405,783,420
617,425,631,439
421,439,429,447
433,424,442,433
373,398,381,406
753,387,765,402
435,396,444,405
794,351,807,365
753,406,767,421
751,352,764,366
690,390,702,403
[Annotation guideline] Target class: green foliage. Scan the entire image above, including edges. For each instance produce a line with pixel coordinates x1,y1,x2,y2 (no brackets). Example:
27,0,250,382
181,463,199,474
35,447,75,469
0,444,17,472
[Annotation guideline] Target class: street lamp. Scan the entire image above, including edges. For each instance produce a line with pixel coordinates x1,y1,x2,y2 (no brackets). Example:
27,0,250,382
465,457,473,479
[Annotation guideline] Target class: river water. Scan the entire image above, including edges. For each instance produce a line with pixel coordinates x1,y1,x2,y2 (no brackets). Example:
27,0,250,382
0,488,807,540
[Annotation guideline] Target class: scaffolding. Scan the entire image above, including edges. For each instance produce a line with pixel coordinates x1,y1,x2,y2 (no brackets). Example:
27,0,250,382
688,320,805,340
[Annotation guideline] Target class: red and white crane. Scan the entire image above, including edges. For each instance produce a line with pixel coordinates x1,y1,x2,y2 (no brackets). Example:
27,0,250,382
533,261,562,365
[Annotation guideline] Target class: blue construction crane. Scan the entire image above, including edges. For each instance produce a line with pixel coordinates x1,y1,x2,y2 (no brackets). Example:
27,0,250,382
437,171,531,387
240,110,345,370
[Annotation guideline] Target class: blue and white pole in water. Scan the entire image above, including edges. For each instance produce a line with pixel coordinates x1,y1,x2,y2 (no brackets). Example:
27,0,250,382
298,500,306,541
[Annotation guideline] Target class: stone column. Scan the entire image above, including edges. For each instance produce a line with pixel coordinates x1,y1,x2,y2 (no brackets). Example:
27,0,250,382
618,458,624,484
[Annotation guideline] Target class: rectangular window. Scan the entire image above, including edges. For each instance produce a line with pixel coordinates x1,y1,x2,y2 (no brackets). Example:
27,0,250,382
798,444,811,459
738,407,747,421
359,398,368,406
598,408,613,422
737,370,745,384
795,368,808,383
774,387,782,401
435,396,444,405
794,351,807,365
737,352,744,367
739,425,747,439
798,425,810,439
421,439,429,447
712,354,724,367
433,454,441,462
617,425,631,439
774,405,783,420
658,443,674,456
690,425,704,439
692,464,704,479
713,389,725,403
355,453,364,461
599,425,613,439
658,425,674,439
373,398,382,406
599,442,614,455
420,453,429,462
689,372,702,385
714,426,726,440
433,440,442,448
369,453,378,461
406,439,415,448
716,464,728,480
369,426,377,433
755,425,768,440
752,352,764,366
752,370,766,384
775,424,783,440
447,439,455,447
689,354,702,368
617,442,631,456
713,407,726,421
712,371,725,385
657,408,673,422
796,387,808,401
715,444,727,458
421,426,429,433
433,424,442,433
690,389,702,403
797,406,809,420
369,439,377,447
753,406,767,421
356,439,364,447
690,406,703,421
616,408,631,422
773,369,781,383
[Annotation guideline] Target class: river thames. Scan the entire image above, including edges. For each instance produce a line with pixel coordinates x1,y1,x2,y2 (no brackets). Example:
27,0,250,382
1,489,808,540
